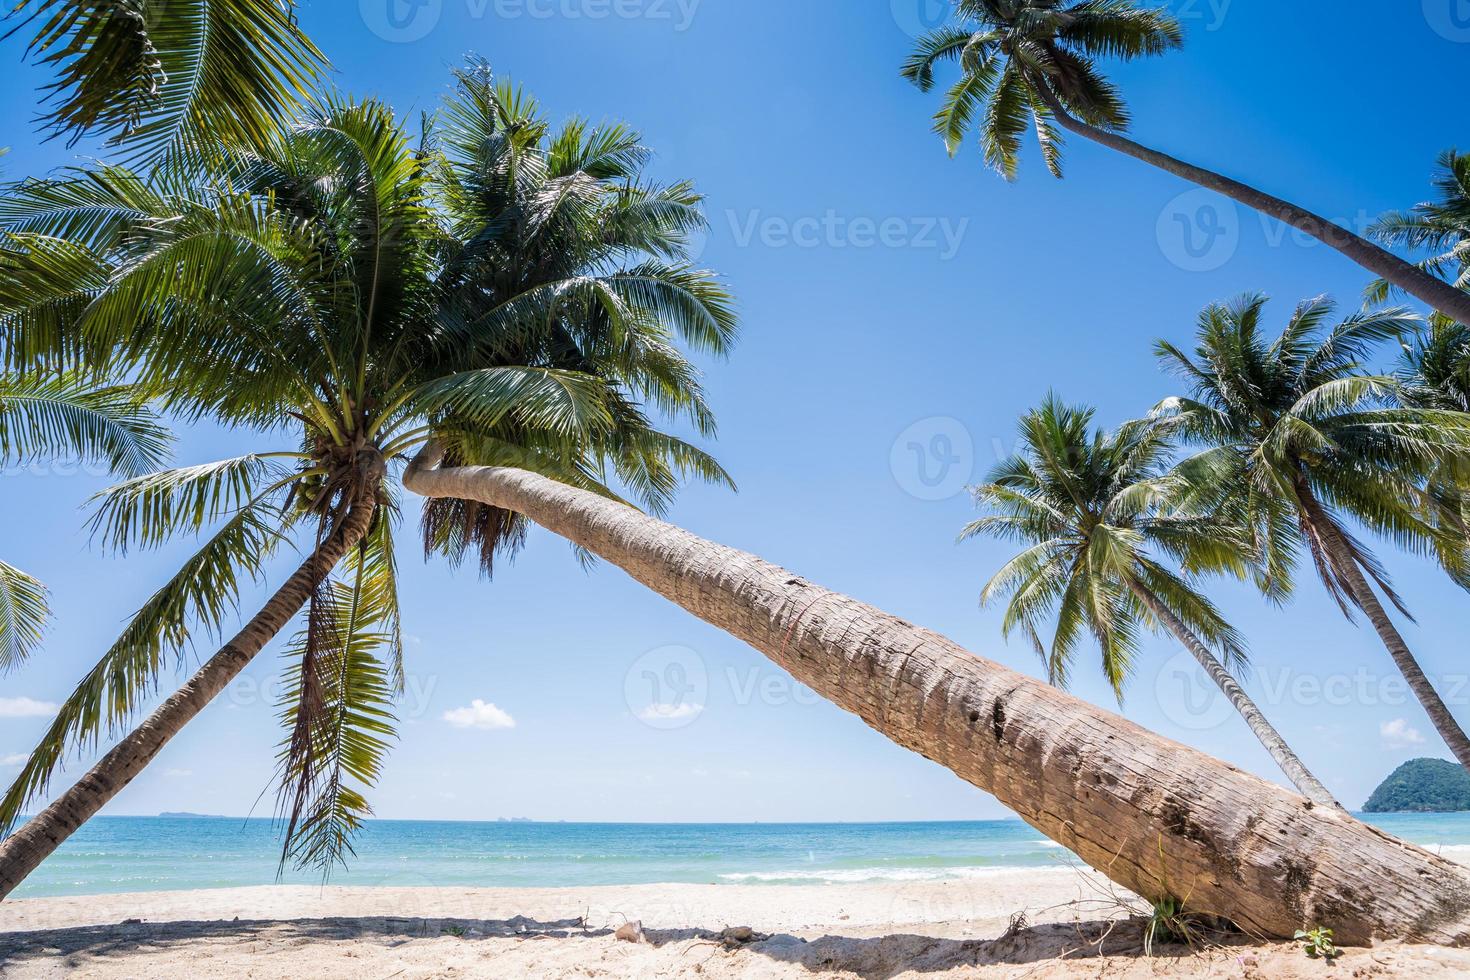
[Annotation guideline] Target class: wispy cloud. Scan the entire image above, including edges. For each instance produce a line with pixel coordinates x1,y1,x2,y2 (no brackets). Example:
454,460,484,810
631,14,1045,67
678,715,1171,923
163,768,193,778
1,754,27,767
1380,718,1426,750
0,697,59,719
443,700,516,731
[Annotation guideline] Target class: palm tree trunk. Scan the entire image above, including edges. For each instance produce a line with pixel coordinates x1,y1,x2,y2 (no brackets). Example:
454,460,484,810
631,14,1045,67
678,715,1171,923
1295,486,1470,772
403,448,1470,944
0,486,379,900
1123,577,1340,809
1030,88,1470,328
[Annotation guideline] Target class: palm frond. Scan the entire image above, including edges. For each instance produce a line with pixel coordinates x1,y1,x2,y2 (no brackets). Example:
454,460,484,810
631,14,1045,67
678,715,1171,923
0,559,48,674
88,454,290,551
273,531,399,876
0,373,171,478
20,0,327,166
0,500,288,836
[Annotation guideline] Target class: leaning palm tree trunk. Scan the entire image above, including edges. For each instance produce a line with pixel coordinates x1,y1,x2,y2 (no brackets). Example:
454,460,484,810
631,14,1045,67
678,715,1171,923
404,449,1470,944
0,490,378,900
1031,90,1470,328
1123,578,1340,809
1296,492,1470,772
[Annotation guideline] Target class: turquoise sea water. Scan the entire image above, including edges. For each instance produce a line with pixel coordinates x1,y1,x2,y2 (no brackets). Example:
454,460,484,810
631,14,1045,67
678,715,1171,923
13,813,1470,898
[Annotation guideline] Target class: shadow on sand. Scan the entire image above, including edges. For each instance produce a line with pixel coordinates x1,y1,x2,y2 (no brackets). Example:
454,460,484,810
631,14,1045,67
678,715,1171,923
0,912,1247,977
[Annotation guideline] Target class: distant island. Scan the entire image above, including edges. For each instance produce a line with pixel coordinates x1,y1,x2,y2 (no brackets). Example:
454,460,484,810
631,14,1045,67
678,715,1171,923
1363,759,1470,813
158,812,226,819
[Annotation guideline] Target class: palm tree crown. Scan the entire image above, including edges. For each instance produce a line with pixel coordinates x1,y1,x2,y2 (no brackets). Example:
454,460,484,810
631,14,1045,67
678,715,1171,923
0,61,735,872
1398,320,1470,415
10,0,326,165
1154,295,1467,608
1395,320,1470,581
964,396,1247,697
1370,149,1470,319
0,372,169,669
901,0,1182,177
1154,294,1470,772
964,396,1339,803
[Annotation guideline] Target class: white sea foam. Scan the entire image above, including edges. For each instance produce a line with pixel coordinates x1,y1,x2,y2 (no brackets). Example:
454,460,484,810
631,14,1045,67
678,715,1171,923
717,866,1017,884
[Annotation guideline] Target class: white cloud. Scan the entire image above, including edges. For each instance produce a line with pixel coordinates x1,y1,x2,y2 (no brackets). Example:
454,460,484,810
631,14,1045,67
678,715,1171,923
163,768,193,778
1,754,27,767
443,700,516,731
636,702,703,723
1381,718,1426,750
0,697,59,718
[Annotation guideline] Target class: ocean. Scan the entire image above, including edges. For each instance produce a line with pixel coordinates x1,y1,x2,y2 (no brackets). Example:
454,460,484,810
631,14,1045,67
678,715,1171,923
13,813,1470,898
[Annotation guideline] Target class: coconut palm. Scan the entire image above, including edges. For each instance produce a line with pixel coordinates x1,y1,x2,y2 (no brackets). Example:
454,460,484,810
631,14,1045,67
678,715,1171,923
1394,321,1470,586
6,0,326,165
1400,321,1470,416
1154,293,1470,771
900,1,1470,327
0,371,170,669
402,448,1470,943
0,62,734,895
1370,149,1470,326
962,396,1337,806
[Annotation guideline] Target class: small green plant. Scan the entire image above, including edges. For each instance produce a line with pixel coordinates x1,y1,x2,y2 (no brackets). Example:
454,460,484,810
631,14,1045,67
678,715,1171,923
1144,895,1201,954
1294,927,1338,961
441,924,467,938
1141,836,1204,956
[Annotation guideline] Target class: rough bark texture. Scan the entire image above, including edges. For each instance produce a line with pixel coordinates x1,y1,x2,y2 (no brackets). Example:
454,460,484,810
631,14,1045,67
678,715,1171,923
1124,578,1340,810
1031,89,1470,328
1296,489,1470,773
0,487,379,901
403,453,1470,945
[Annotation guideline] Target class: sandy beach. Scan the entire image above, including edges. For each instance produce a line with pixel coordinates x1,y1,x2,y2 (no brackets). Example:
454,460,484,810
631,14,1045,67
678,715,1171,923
2,869,1468,978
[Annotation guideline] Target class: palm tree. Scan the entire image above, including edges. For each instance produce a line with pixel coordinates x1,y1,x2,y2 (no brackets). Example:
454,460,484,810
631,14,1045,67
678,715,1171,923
0,371,170,669
402,448,1470,943
1369,149,1470,325
900,1,1470,327
0,62,735,895
963,397,1338,806
1394,320,1470,586
1153,294,1470,771
6,0,326,165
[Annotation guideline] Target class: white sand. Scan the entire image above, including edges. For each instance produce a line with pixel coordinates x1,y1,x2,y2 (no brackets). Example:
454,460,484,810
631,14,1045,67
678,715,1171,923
2,870,1467,977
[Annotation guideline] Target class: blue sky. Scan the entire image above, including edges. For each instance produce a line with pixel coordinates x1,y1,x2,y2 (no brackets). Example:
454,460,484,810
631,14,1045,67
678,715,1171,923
1,1,1468,823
